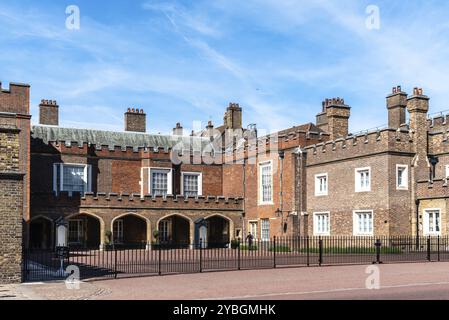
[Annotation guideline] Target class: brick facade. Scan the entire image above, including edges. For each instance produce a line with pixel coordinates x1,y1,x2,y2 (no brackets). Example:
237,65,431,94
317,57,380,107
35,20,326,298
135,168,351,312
4,78,449,285
0,82,30,284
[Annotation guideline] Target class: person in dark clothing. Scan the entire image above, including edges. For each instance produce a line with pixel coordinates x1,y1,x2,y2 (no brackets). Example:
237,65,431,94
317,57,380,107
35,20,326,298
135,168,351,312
246,232,254,247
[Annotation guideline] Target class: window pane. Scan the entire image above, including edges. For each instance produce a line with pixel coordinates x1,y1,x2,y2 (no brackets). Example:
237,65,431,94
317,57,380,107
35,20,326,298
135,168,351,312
152,171,168,196
63,165,85,192
183,174,199,197
261,219,270,241
261,164,272,202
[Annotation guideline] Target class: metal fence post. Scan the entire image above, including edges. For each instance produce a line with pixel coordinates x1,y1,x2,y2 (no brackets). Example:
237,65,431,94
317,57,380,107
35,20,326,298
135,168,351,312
427,236,431,262
318,237,323,266
199,238,203,273
273,236,277,269
22,246,28,282
114,247,118,279
375,239,381,264
438,236,440,262
238,238,241,270
306,236,310,267
158,243,162,276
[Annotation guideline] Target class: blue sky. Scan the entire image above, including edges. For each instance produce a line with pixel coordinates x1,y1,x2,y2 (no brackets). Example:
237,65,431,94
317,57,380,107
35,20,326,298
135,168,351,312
1,0,449,135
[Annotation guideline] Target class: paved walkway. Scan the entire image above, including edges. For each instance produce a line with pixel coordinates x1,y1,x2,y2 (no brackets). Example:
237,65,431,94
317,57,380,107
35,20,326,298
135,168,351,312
7,262,449,299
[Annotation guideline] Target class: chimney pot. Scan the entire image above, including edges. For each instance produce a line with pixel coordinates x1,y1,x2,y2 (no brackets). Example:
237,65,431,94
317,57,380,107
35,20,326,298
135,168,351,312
39,99,59,126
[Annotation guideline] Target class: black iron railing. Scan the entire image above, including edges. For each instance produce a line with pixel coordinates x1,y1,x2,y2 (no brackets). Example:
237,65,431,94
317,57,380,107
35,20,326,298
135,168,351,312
22,235,449,282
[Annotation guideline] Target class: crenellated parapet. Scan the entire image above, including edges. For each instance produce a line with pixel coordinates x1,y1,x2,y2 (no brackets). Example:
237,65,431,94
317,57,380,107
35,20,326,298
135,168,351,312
31,192,244,211
0,82,30,115
428,112,449,134
305,128,415,165
417,179,449,199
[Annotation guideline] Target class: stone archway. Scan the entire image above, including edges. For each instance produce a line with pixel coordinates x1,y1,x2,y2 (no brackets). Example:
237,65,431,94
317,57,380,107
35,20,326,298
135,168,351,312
29,216,53,249
66,213,103,249
157,214,193,248
112,213,150,248
204,214,232,248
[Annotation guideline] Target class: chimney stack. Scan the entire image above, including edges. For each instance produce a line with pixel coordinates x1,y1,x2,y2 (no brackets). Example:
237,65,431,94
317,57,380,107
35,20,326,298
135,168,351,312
39,99,59,126
173,122,183,135
320,98,350,140
407,88,429,170
125,108,146,133
386,86,407,129
224,103,242,130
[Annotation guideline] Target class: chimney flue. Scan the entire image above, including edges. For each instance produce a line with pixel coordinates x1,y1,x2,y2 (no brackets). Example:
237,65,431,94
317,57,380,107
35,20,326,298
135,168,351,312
125,108,146,132
173,122,183,135
39,99,59,126
386,85,407,129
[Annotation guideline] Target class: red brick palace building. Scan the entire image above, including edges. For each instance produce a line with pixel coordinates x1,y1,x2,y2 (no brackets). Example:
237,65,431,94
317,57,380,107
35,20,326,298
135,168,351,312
2,80,449,264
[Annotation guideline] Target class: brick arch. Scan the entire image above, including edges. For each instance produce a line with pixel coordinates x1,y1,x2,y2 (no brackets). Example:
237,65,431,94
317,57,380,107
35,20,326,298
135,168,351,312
157,213,194,246
203,213,234,246
29,215,54,249
66,212,105,249
111,212,151,244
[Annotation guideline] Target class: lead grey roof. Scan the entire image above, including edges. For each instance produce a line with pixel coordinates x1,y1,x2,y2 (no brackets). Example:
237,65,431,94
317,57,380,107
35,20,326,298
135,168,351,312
31,125,212,151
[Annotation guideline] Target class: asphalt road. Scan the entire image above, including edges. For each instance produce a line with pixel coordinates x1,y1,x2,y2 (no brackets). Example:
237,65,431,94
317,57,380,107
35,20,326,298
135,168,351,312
14,261,449,300
88,262,449,300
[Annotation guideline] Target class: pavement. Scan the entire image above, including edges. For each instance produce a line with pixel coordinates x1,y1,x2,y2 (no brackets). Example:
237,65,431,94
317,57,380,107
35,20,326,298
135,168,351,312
6,262,449,300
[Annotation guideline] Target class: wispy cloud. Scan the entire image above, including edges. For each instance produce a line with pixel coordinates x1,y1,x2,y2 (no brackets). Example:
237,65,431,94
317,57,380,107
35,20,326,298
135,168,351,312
2,0,449,134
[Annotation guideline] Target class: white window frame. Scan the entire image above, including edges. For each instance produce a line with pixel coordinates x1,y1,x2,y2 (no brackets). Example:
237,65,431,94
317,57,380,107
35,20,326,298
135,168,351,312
248,220,258,240
260,218,270,242
53,163,92,195
423,208,441,236
181,172,203,197
445,165,449,179
353,210,374,236
314,173,328,196
258,160,273,205
313,212,330,236
148,167,173,196
68,219,84,244
396,164,409,190
113,219,124,244
159,219,172,242
355,167,371,192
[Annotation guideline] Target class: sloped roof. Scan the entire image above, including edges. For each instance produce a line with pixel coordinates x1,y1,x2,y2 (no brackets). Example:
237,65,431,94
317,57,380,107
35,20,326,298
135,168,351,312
276,123,323,136
31,125,211,151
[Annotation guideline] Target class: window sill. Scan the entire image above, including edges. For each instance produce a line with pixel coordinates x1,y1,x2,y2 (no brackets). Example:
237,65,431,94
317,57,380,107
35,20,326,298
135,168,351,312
315,193,328,197
258,202,274,206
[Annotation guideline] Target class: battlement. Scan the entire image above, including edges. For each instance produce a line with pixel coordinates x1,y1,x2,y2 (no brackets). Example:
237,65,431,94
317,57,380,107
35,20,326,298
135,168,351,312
224,129,327,162
0,81,30,114
304,128,414,165
31,192,244,211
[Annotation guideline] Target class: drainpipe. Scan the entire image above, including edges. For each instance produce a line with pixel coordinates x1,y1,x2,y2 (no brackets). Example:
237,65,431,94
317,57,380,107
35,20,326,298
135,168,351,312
279,150,285,235
415,199,420,249
242,159,246,240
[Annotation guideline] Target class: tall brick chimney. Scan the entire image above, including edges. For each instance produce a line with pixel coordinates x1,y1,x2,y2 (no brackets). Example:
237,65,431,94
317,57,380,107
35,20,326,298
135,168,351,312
173,122,183,135
224,103,242,130
322,98,350,140
39,99,59,126
386,86,407,129
125,108,146,133
407,88,429,178
316,102,328,132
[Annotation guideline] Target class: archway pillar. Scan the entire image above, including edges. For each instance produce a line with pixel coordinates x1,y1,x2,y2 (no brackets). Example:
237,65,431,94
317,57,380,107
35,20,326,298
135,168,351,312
189,222,195,250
